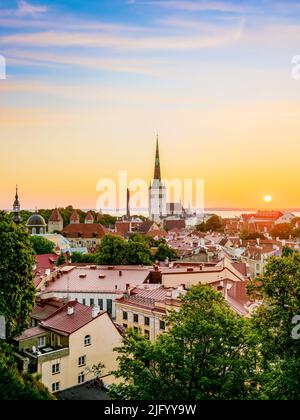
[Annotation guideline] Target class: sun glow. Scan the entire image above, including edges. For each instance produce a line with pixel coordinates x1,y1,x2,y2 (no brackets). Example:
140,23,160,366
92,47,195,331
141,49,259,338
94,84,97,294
264,195,272,203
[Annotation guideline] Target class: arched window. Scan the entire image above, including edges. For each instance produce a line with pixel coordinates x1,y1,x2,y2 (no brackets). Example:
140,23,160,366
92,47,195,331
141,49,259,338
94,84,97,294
40,228,44,234
32,228,36,235
84,335,91,346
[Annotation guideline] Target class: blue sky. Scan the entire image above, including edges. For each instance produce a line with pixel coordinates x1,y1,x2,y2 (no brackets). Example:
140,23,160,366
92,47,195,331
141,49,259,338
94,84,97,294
1,1,300,209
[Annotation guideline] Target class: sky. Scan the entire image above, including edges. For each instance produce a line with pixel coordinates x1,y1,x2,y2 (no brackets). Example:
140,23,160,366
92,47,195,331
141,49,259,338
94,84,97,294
1,0,300,211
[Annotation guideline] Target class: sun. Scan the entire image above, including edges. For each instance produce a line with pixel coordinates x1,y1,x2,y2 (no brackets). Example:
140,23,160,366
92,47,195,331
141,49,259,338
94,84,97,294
264,195,272,203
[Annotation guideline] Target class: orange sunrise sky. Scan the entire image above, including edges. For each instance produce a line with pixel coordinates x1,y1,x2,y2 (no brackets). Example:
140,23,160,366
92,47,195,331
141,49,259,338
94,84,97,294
1,0,300,211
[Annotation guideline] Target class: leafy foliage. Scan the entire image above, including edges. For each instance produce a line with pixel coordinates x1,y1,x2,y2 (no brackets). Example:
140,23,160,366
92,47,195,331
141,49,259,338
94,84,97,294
154,243,177,261
30,235,55,255
0,212,36,339
249,254,300,400
110,286,259,400
0,343,53,400
196,215,224,233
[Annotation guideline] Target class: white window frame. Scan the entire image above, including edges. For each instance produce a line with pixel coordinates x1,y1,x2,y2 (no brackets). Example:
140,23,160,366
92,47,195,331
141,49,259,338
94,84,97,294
52,382,60,393
52,363,60,375
78,355,86,367
38,336,45,348
78,373,85,384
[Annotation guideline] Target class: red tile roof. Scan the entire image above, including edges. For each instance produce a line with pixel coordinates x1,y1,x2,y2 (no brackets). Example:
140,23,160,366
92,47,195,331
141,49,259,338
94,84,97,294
70,210,80,222
164,219,186,231
85,211,94,222
49,208,63,222
31,298,66,321
147,229,167,238
62,223,107,238
41,301,104,336
15,326,47,341
35,254,59,271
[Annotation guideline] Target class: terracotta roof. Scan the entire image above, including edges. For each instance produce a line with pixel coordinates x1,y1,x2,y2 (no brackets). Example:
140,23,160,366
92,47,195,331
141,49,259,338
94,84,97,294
31,298,66,321
255,211,284,220
164,219,186,231
45,266,150,294
115,221,131,236
15,326,47,341
138,220,157,234
41,301,104,336
70,210,80,222
49,208,63,223
35,254,59,271
85,211,94,222
62,223,107,238
147,229,167,238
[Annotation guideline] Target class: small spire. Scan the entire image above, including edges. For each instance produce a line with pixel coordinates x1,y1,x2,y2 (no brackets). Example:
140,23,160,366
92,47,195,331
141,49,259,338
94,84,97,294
12,184,22,224
154,134,161,181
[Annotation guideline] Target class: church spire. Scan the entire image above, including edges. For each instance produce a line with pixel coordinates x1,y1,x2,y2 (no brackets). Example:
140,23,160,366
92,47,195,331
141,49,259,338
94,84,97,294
154,135,161,181
12,185,22,224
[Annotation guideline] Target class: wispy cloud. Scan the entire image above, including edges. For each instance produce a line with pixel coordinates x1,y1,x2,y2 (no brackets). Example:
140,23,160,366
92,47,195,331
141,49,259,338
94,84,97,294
0,24,243,50
16,0,48,16
0,0,48,17
135,0,250,13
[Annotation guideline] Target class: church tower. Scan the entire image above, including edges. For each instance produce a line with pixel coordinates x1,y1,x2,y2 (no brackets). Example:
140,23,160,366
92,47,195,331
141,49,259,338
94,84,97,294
12,185,22,225
149,136,166,223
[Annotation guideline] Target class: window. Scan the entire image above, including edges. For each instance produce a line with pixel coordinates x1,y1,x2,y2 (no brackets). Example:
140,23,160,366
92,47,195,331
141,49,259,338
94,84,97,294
78,373,85,384
32,228,36,235
90,298,94,306
98,299,103,310
84,335,91,346
133,314,139,323
52,363,60,375
123,323,128,329
78,356,86,367
107,299,113,315
144,317,150,327
38,336,45,348
82,298,86,306
123,311,128,321
144,329,150,339
52,382,60,393
160,320,166,331
134,327,139,332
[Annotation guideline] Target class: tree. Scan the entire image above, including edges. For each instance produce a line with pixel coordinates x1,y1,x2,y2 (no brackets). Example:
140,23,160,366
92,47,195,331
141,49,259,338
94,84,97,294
240,231,265,240
155,243,177,262
0,212,36,339
110,286,259,400
30,236,55,255
205,215,224,232
95,235,126,265
249,254,300,400
56,254,66,266
0,342,53,400
271,223,293,239
124,241,153,266
71,252,97,264
97,214,118,228
196,215,223,233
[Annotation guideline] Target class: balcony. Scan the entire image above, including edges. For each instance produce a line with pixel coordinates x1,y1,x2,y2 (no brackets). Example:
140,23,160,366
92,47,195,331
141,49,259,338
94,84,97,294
24,346,70,364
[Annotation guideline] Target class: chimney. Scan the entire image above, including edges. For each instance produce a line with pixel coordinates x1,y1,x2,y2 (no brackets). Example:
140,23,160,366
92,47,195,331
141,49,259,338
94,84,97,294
119,270,123,277
126,283,130,290
92,305,100,318
67,306,74,316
